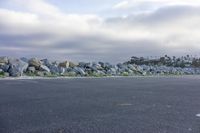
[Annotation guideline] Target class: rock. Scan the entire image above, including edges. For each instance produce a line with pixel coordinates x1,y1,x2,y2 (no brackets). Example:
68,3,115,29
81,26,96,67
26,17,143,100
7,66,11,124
117,63,123,69
142,71,147,76
59,61,69,68
92,63,103,70
104,62,112,69
0,64,9,72
96,70,105,75
40,59,58,74
46,64,65,74
127,64,135,70
0,55,199,77
27,67,35,73
136,66,143,72
0,57,8,64
41,59,52,67
128,69,133,74
52,61,59,66
20,57,29,63
8,58,28,77
29,58,42,68
59,67,65,74
74,67,86,76
118,65,128,73
90,66,98,72
69,61,78,68
48,65,59,74
107,68,117,75
98,62,105,68
65,67,73,72
39,65,50,72
78,62,88,68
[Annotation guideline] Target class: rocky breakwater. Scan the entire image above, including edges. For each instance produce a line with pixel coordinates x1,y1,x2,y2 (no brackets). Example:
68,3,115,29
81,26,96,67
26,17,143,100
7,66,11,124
0,55,200,77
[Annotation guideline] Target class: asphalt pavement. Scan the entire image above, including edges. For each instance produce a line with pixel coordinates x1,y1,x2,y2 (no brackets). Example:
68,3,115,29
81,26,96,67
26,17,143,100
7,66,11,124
0,76,200,133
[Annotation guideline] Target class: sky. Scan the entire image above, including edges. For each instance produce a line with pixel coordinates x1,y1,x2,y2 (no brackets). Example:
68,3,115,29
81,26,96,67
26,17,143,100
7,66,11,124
0,0,200,62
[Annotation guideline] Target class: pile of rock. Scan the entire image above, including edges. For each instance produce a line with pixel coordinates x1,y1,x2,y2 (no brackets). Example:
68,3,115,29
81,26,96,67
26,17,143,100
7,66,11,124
127,55,196,68
0,56,200,77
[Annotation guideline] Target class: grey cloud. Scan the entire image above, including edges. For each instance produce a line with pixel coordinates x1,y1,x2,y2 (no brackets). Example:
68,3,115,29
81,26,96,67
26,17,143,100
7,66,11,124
0,32,199,63
0,3,200,63
106,5,200,25
0,32,166,63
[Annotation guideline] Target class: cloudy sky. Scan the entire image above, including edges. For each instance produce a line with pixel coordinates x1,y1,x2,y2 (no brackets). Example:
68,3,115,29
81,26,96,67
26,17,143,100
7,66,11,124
0,0,200,62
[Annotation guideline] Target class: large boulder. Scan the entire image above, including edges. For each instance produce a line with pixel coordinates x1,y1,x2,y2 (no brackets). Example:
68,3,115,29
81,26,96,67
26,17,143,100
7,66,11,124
117,63,123,69
98,62,105,68
0,57,8,64
74,67,86,76
69,61,78,68
41,59,60,74
41,59,52,67
29,58,42,68
8,58,28,77
59,61,69,68
92,62,103,70
96,70,105,75
59,67,65,75
48,65,59,74
104,62,112,69
20,57,29,63
107,68,117,75
78,62,86,68
127,64,135,70
39,65,50,72
0,64,9,72
47,64,65,75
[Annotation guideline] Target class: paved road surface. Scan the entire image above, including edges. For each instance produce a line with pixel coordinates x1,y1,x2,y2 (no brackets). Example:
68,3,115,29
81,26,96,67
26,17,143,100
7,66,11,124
0,76,200,133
